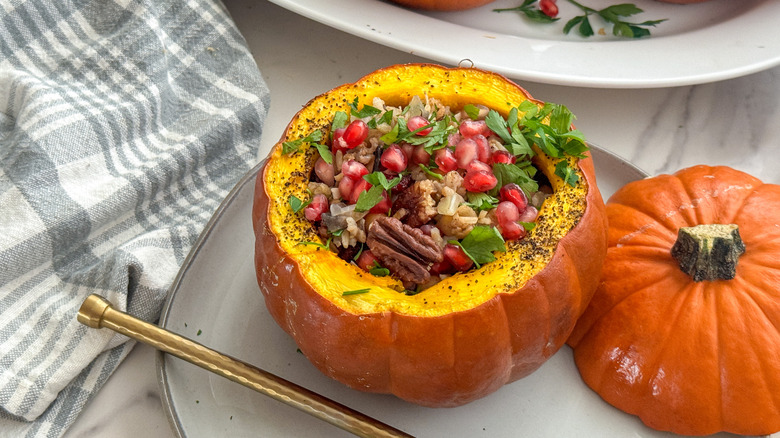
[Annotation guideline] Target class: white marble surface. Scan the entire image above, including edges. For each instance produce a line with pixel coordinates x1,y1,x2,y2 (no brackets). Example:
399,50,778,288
63,0,780,437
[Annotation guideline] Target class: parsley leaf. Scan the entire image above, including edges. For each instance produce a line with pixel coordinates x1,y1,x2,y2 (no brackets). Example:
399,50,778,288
555,160,580,187
380,119,401,144
457,226,506,267
282,130,324,156
520,221,537,231
564,0,666,39
497,0,666,39
331,111,349,132
289,195,310,213
486,109,533,157
364,171,401,192
354,171,402,212
369,110,394,129
465,192,500,212
349,97,382,119
314,143,333,164
463,104,481,120
491,163,539,197
355,185,385,212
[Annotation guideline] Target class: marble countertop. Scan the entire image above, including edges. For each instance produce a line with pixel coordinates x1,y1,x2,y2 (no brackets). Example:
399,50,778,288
63,1,780,437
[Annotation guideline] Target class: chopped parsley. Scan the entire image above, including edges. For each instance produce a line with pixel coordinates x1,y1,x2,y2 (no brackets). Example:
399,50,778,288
495,0,666,39
466,192,500,212
355,172,403,212
452,226,507,268
288,194,310,213
282,130,324,156
342,288,371,296
349,97,382,119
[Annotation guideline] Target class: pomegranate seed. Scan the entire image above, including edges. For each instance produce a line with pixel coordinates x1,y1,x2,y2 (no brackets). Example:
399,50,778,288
429,258,454,275
332,128,349,153
304,194,329,222
395,174,413,192
407,116,433,136
314,157,335,186
347,177,371,204
463,169,498,192
411,145,431,165
495,201,525,240
519,205,539,223
466,160,492,173
500,221,526,240
495,201,520,226
447,132,462,147
454,138,479,169
356,250,379,271
443,244,474,272
342,119,369,148
540,0,558,17
341,159,369,180
338,176,355,201
473,135,491,163
499,183,528,213
369,190,391,214
490,150,516,165
434,148,458,173
459,119,490,138
380,144,408,173
400,143,414,161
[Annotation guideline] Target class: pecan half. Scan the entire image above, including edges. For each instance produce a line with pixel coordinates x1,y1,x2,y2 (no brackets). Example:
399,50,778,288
366,216,443,285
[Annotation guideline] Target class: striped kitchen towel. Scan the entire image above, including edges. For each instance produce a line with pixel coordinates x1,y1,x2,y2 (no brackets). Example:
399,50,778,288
0,0,269,436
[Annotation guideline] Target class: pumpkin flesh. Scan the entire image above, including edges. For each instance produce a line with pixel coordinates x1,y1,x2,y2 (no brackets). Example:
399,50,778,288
568,165,780,435
253,64,607,407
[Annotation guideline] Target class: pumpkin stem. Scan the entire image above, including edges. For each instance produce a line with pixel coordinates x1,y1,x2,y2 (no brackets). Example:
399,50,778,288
670,224,745,282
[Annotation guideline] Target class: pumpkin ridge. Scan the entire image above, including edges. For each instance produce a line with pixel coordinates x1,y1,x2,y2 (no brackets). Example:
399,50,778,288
734,275,780,337
677,167,761,225
638,280,718,430
717,282,780,431
608,205,677,249
571,249,677,345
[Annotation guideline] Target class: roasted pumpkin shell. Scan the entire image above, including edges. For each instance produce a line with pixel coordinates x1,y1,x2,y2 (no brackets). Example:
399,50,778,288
252,63,607,407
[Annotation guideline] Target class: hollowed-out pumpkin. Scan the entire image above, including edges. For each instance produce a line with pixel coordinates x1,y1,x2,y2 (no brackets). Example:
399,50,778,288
252,63,607,407
568,165,780,435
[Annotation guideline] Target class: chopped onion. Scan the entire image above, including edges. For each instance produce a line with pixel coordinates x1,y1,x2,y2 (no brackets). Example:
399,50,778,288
437,193,465,216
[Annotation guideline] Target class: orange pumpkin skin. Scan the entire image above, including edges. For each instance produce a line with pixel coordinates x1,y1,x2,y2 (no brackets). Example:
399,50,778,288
253,64,607,407
388,0,495,11
568,165,780,435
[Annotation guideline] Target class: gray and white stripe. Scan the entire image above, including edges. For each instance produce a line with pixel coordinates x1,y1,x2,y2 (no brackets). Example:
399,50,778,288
0,0,269,435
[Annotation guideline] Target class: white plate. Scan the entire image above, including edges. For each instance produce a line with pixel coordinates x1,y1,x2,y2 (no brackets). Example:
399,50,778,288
154,147,751,438
265,0,780,88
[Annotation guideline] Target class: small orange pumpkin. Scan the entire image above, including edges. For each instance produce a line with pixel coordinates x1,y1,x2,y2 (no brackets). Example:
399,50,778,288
568,165,780,436
252,63,607,407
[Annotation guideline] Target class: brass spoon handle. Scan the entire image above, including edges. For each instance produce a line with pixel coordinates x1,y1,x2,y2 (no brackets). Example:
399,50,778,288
78,294,412,438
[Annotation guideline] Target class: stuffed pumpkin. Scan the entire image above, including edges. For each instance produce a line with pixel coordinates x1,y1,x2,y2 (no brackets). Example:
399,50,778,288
252,63,607,407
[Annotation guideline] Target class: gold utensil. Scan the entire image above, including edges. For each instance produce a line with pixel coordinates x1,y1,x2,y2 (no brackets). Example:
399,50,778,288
77,294,413,438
